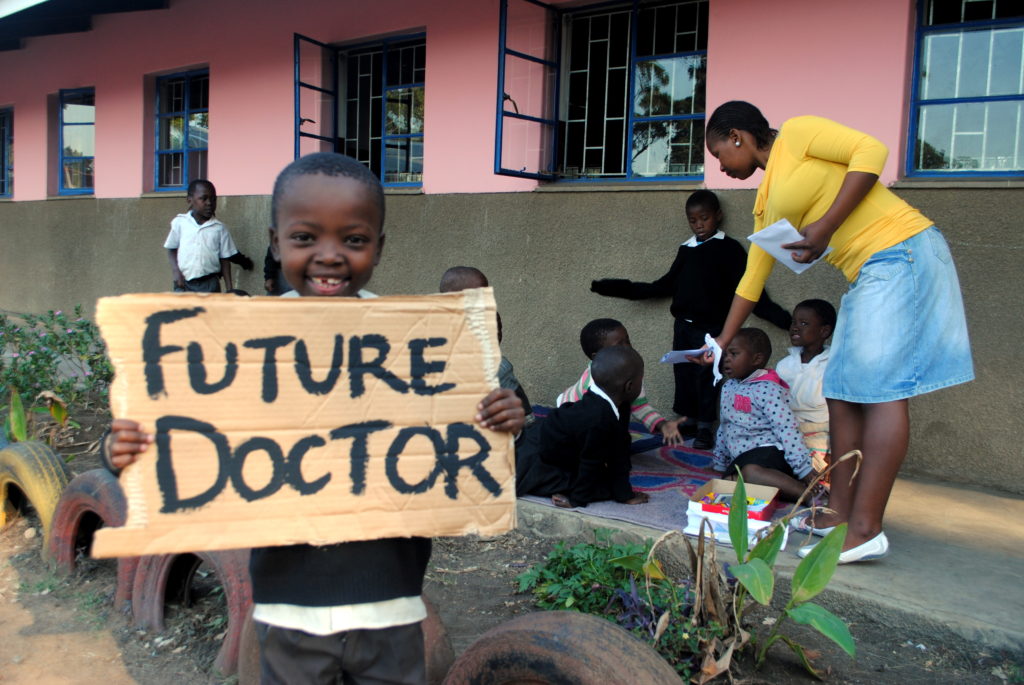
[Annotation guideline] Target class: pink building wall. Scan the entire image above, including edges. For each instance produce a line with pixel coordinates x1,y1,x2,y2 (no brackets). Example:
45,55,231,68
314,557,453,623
706,0,917,188
0,0,918,199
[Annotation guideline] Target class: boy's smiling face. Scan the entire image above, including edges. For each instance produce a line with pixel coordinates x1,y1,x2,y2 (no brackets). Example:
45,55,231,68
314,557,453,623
270,173,384,298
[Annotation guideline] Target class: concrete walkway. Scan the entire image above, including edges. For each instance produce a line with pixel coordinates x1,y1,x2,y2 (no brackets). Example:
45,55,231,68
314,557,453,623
516,475,1024,650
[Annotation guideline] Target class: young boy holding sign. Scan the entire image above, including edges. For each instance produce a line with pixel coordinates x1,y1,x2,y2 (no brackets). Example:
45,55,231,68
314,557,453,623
105,153,525,684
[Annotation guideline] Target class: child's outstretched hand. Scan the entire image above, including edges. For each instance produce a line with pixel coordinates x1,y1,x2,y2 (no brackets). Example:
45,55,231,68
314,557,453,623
103,419,154,472
659,418,685,446
475,388,525,434
625,491,650,505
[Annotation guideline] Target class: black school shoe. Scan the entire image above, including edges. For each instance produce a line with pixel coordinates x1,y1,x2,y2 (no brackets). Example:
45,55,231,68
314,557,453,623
693,427,714,450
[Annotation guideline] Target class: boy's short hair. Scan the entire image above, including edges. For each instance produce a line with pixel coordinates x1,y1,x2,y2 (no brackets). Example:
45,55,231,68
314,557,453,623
440,266,489,293
271,152,385,230
735,327,771,362
187,178,215,196
795,298,837,330
685,189,720,213
580,318,624,359
591,345,642,390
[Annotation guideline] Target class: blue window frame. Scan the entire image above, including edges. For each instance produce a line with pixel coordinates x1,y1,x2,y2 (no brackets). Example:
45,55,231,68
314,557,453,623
908,0,1024,176
0,108,11,197
497,0,708,182
155,70,209,190
294,33,425,187
58,88,95,194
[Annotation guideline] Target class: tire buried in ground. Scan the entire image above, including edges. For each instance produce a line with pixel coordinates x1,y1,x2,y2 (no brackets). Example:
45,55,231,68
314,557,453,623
47,468,126,574
131,549,252,676
236,591,454,685
442,611,681,685
0,441,71,554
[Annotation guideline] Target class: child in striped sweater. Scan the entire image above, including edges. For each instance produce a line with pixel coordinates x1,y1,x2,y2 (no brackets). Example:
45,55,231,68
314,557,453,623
556,318,684,445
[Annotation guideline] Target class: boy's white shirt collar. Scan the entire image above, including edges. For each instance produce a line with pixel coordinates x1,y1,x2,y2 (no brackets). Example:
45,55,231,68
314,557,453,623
587,382,620,420
682,230,725,247
785,345,830,365
177,211,222,229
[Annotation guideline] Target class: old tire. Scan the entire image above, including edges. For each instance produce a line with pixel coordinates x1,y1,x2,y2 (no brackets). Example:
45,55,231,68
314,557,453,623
131,549,252,676
0,441,71,553
442,611,680,685
236,592,454,685
47,468,126,573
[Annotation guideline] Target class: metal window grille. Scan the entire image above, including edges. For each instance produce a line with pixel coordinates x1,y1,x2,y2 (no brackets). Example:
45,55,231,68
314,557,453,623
341,36,425,186
58,88,95,194
908,0,1024,175
155,70,209,190
0,108,11,197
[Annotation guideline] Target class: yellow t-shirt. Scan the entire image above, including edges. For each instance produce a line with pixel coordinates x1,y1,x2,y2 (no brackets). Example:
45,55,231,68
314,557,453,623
736,116,933,302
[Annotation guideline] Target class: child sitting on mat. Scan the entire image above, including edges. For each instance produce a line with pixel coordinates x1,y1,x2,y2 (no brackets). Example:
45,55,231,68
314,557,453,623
557,318,684,445
776,299,836,473
517,346,650,508
714,328,816,501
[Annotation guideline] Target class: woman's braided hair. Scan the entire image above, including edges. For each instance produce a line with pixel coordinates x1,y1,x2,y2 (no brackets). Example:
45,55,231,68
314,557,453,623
706,101,778,149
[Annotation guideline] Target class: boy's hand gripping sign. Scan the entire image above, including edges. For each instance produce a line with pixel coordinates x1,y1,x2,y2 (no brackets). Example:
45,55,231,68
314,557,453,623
91,289,515,557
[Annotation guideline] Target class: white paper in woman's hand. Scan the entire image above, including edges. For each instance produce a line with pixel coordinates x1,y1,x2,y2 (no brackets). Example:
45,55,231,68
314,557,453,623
748,219,833,274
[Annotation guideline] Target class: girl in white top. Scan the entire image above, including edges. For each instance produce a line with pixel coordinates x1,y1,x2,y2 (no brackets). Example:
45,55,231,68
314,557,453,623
775,300,836,473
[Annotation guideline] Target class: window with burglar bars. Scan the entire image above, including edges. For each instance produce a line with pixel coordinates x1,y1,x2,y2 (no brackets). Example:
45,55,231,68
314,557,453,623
58,88,95,194
295,34,425,186
0,108,11,197
496,0,707,182
341,37,425,185
909,0,1024,176
155,70,209,190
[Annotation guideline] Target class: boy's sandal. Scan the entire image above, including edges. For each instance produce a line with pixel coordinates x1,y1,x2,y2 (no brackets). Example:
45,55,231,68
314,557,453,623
789,513,835,537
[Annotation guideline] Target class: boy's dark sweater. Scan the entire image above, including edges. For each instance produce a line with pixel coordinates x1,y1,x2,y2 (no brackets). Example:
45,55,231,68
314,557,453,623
515,391,632,507
594,235,790,332
250,538,431,606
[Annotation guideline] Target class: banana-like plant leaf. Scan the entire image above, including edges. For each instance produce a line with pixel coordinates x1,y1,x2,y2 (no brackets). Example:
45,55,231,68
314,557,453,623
749,522,785,567
728,469,749,560
730,558,774,605
787,602,856,657
790,524,846,605
8,390,27,442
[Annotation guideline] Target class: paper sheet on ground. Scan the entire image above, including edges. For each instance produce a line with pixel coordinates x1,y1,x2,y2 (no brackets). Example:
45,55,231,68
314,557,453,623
91,290,515,557
747,218,833,274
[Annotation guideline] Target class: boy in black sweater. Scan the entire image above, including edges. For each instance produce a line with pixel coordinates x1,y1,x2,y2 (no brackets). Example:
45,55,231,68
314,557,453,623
591,190,790,450
516,345,649,508
104,153,524,684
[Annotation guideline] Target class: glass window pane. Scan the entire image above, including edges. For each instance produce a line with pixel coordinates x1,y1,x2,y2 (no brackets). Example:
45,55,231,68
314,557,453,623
160,116,185,150
990,28,1024,96
500,118,555,175
62,92,95,123
632,119,703,177
159,152,183,187
385,87,424,135
921,33,960,100
916,101,1023,171
188,150,208,182
188,112,209,148
62,125,95,157
958,29,992,97
189,74,209,109
159,78,185,113
62,158,94,189
504,56,556,120
634,55,706,118
506,0,557,59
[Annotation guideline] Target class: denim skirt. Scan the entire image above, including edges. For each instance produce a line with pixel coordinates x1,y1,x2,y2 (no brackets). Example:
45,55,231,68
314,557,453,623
823,226,974,403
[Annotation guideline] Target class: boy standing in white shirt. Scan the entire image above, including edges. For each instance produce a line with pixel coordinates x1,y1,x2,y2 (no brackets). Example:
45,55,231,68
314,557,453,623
164,179,237,292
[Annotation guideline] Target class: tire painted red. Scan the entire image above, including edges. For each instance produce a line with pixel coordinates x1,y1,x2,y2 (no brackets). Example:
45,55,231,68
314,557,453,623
131,549,252,676
47,469,126,573
442,611,681,685
235,592,454,685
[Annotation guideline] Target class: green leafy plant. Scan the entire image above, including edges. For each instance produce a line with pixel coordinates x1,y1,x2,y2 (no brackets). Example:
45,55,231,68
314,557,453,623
5,387,28,442
726,466,856,678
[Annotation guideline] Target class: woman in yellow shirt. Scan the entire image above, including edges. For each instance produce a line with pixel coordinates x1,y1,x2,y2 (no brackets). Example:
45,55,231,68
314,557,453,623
702,101,973,564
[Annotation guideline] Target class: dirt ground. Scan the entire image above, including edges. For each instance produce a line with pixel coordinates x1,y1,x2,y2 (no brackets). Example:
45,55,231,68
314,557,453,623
1,412,1022,684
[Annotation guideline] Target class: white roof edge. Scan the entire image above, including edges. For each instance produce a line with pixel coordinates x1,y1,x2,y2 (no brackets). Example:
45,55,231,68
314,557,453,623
0,0,49,21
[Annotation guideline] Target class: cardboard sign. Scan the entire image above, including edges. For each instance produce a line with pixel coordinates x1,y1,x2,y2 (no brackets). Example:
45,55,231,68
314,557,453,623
91,290,515,557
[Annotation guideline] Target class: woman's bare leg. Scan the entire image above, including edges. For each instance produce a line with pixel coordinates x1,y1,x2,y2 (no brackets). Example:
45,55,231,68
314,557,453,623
817,399,863,529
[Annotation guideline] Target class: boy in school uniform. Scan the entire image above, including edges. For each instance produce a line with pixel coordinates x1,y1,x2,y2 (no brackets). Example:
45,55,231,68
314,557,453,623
164,179,238,293
106,153,525,684
516,345,650,508
439,265,533,420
